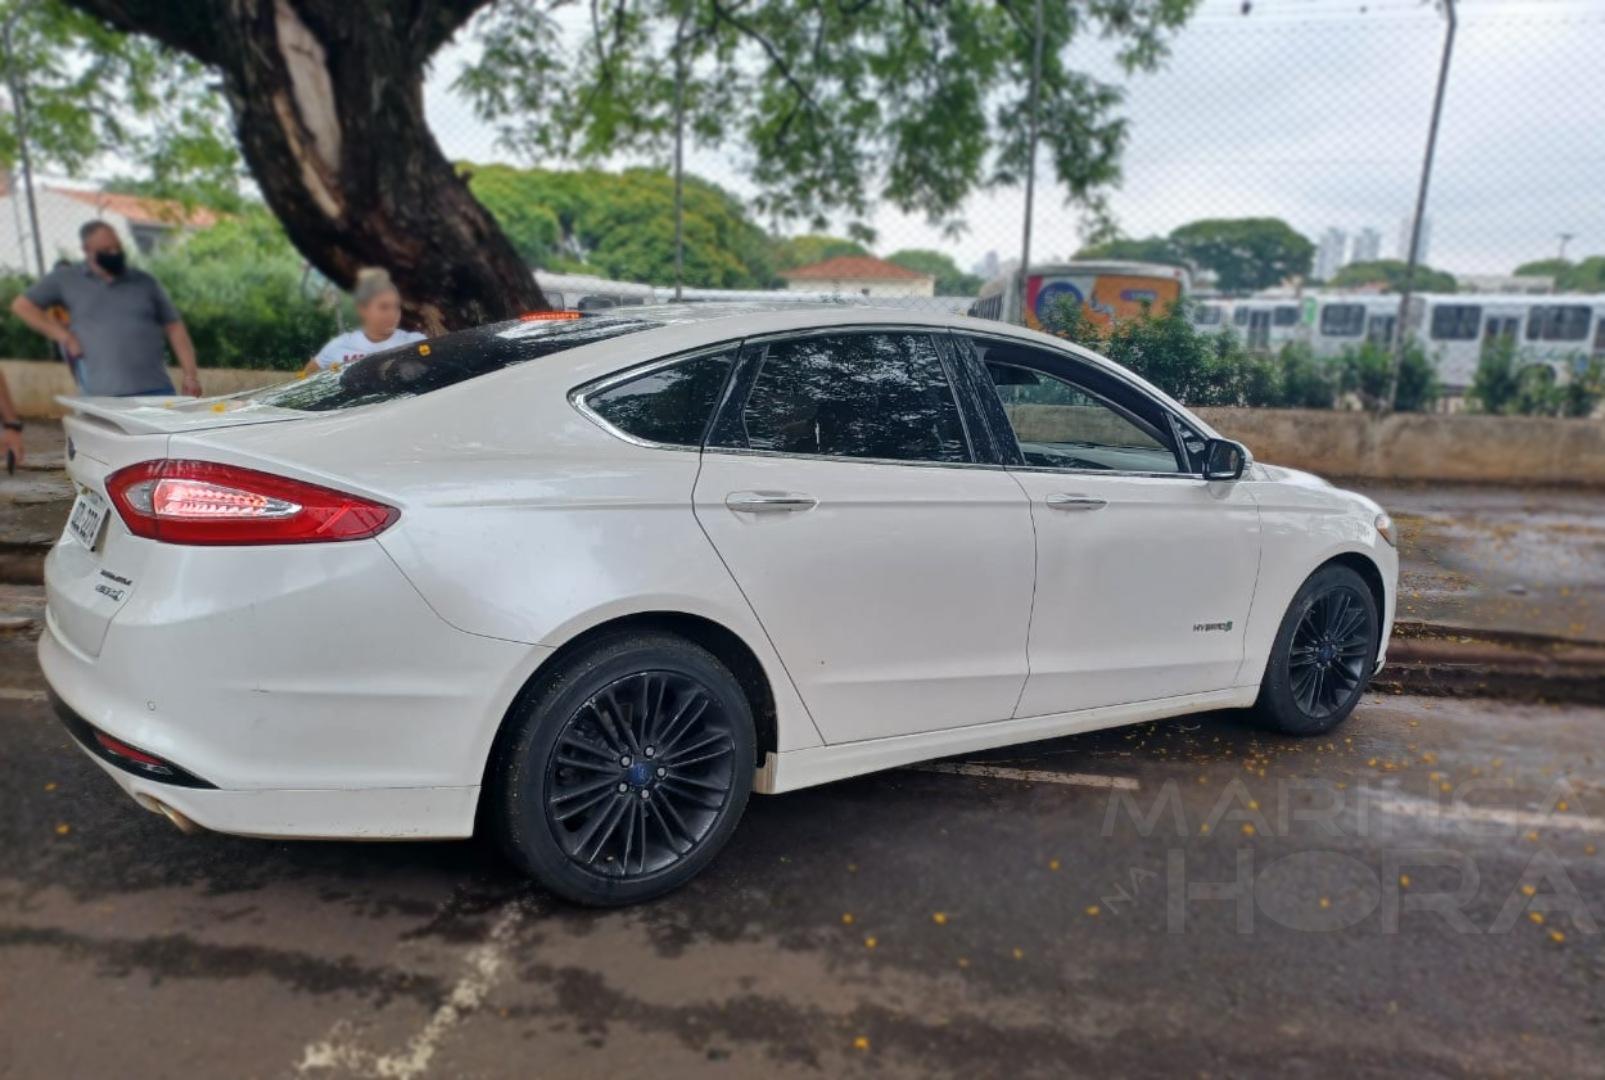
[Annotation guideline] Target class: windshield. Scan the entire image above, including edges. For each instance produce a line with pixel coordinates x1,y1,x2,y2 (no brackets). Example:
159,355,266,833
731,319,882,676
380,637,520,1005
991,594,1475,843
251,314,660,413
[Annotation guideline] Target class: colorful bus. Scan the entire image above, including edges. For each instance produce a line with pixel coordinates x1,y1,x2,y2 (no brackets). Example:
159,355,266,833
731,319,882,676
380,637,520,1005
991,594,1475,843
967,261,1190,331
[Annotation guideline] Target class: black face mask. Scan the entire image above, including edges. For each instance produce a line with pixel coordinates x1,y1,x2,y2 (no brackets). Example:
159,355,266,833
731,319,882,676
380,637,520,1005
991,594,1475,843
95,251,127,276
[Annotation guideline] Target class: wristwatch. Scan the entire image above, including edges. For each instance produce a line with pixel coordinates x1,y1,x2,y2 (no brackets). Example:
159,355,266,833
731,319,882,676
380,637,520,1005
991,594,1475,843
1,420,22,432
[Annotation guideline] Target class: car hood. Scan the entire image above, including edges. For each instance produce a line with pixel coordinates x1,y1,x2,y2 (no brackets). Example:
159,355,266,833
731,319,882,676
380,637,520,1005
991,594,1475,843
1254,461,1383,514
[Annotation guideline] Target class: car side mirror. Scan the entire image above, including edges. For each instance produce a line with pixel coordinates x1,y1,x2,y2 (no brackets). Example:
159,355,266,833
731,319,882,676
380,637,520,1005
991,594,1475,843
1202,438,1248,481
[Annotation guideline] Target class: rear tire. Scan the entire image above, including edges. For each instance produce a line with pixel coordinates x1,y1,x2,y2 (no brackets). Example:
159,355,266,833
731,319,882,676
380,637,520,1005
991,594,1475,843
1252,564,1379,735
490,631,755,906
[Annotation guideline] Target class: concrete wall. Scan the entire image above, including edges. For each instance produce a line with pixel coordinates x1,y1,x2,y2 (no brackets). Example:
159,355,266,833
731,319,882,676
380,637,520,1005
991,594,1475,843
1198,407,1605,486
2,359,289,418
4,358,1603,485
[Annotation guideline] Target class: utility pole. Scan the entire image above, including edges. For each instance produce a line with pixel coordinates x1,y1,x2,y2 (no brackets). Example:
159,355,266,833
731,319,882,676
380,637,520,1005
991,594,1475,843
1386,0,1455,413
1016,0,1044,324
1,1,46,278
1557,232,1575,261
672,14,688,302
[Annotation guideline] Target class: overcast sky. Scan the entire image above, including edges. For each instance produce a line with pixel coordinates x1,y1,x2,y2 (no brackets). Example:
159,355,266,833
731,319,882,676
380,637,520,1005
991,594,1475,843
424,0,1605,276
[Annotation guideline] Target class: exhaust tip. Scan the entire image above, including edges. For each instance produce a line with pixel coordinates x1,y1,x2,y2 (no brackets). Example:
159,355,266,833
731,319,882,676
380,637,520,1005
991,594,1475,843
141,796,202,835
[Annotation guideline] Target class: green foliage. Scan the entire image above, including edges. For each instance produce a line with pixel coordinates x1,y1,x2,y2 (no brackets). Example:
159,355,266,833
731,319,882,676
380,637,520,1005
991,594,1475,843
1074,235,1189,268
467,164,778,289
1040,297,1338,410
1277,343,1338,409
0,1,240,197
0,275,58,359
772,235,869,271
141,210,340,370
1470,337,1603,417
1168,218,1313,293
1329,259,1457,294
1509,256,1605,291
1335,341,1439,413
885,249,983,297
1556,256,1605,292
1513,257,1572,279
458,0,1199,233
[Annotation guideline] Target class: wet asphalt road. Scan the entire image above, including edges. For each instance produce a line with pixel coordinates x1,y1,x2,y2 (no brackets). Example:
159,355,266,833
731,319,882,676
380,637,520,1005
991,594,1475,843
1,630,1602,1079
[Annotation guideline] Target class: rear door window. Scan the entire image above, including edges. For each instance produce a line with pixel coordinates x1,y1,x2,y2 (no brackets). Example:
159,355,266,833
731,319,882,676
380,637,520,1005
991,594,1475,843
711,332,970,464
253,314,659,413
579,351,735,448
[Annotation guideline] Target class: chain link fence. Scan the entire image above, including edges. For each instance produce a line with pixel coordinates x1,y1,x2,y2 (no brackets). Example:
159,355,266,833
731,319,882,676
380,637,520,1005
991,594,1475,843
1,0,1601,403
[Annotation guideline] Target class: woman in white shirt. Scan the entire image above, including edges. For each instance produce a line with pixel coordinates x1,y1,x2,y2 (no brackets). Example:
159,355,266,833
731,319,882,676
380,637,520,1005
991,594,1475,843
304,268,427,375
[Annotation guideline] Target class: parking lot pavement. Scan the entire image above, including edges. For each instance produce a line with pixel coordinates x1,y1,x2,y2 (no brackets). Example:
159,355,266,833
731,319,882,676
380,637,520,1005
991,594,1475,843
3,635,1601,1080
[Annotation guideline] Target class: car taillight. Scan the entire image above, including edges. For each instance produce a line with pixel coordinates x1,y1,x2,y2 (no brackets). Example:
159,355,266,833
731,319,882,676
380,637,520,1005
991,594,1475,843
104,460,399,545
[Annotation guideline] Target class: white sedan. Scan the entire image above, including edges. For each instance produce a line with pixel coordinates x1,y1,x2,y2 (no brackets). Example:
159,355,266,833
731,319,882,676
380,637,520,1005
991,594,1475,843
42,305,1396,905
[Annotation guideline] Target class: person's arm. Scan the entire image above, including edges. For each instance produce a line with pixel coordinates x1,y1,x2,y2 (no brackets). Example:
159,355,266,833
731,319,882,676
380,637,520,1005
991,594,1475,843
10,295,81,358
163,321,203,397
0,371,24,467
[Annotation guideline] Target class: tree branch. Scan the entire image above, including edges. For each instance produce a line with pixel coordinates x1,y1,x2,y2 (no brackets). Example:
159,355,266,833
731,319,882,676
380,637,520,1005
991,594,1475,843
409,0,497,58
58,0,221,64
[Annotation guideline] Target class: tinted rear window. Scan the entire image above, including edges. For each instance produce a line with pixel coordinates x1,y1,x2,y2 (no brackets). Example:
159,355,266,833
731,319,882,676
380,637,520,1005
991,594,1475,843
252,314,659,413
583,351,735,447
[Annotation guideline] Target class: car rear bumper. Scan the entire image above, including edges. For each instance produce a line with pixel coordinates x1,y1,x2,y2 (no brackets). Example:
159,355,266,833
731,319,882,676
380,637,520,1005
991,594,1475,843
39,535,552,839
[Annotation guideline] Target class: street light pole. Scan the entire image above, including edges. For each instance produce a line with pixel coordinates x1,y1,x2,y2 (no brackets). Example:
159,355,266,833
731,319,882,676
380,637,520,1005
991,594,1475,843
1,1,46,278
1016,0,1043,323
1386,0,1456,413
672,14,688,302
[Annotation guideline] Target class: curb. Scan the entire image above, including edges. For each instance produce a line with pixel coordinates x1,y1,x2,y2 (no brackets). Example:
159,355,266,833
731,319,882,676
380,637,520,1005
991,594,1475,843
1381,626,1605,706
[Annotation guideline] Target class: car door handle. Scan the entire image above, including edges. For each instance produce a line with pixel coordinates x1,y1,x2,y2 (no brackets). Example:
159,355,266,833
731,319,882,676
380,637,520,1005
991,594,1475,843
726,491,818,514
1045,493,1108,512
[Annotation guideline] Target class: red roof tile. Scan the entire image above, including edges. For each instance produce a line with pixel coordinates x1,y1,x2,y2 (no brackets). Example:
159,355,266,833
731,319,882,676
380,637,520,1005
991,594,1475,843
48,188,221,229
779,255,931,281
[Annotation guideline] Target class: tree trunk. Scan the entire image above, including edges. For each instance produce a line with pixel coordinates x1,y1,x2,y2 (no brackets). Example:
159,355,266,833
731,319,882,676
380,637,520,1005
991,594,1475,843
62,0,546,332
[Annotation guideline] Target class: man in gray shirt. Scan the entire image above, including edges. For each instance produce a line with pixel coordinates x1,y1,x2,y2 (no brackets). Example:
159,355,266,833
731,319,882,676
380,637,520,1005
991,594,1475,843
11,220,202,397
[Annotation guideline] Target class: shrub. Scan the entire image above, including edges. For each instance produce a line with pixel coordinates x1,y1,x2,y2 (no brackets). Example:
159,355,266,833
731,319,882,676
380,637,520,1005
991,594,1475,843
1039,297,1338,410
143,210,344,371
1472,337,1604,417
0,275,58,360
1336,341,1439,413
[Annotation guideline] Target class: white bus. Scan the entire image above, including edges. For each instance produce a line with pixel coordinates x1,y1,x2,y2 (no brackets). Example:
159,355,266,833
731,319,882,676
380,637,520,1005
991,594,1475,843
1308,295,1408,358
1408,294,1605,391
1229,298,1306,352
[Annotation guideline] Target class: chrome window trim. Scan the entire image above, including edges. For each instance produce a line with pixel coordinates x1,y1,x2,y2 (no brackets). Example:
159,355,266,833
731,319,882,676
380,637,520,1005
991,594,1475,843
701,444,1007,473
1006,464,1208,481
569,342,744,451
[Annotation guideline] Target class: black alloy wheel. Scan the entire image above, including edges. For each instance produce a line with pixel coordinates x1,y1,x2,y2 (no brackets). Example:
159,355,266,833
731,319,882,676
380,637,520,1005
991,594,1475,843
545,671,736,877
1286,584,1373,720
491,630,755,906
1253,563,1380,735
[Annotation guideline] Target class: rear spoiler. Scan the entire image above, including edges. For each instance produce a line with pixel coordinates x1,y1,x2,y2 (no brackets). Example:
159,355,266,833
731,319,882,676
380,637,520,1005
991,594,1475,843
55,393,305,437
56,395,186,436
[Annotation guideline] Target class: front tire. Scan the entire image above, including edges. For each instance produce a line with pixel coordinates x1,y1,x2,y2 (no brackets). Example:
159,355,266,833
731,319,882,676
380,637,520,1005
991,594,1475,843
490,631,755,906
1252,564,1379,735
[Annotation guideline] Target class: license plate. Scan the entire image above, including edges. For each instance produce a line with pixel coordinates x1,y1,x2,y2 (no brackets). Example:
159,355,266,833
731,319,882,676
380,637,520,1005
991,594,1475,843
67,490,110,551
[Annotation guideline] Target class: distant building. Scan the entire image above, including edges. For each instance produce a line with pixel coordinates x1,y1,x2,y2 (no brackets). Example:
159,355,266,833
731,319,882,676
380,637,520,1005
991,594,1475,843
973,250,1001,281
1315,227,1348,281
779,254,936,298
0,175,219,274
1351,227,1382,264
1456,273,1555,295
1396,214,1432,264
